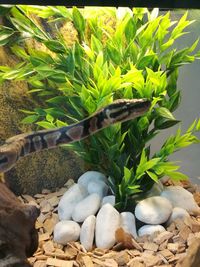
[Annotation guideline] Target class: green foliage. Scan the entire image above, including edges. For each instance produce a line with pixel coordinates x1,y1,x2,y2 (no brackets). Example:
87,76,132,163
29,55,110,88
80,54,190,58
0,6,200,210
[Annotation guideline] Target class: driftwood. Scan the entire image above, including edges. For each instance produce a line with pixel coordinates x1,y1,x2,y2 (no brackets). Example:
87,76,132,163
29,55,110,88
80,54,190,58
0,180,39,266
177,238,200,267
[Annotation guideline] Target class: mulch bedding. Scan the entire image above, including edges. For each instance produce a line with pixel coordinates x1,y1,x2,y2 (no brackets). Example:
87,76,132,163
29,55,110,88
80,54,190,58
18,179,200,267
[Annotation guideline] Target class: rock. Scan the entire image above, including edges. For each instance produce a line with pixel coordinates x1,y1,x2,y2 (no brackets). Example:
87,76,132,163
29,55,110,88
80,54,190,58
138,225,166,237
101,195,115,207
78,171,107,188
120,212,137,238
166,207,190,226
135,196,173,224
161,186,200,215
80,215,96,251
87,180,109,198
95,203,120,249
53,220,80,245
58,183,88,220
72,193,101,222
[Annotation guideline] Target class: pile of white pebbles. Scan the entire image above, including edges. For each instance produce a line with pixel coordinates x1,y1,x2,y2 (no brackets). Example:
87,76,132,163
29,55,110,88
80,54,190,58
53,171,200,251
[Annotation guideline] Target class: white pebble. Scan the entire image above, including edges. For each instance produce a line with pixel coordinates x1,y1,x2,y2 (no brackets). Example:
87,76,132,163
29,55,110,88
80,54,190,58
78,171,107,188
58,183,88,220
135,196,172,224
54,221,80,245
138,225,166,237
120,212,137,238
101,195,115,207
87,180,108,198
166,207,190,226
72,193,101,222
95,204,120,249
80,215,96,251
161,186,200,215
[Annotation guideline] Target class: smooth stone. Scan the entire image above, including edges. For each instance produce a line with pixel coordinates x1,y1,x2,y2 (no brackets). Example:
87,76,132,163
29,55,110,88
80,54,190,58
101,195,115,207
138,225,166,237
120,212,137,238
54,220,80,245
161,186,200,215
58,183,88,220
72,193,101,222
87,180,108,198
95,203,120,249
80,215,96,251
135,196,173,224
166,207,190,226
78,171,107,189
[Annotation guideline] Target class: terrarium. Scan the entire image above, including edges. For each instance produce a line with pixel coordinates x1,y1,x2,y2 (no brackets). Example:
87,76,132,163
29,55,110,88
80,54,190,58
0,1,200,267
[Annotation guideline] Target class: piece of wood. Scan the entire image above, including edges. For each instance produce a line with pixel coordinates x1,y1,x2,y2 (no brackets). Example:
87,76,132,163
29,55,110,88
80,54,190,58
127,258,144,267
159,249,174,259
39,232,50,242
159,240,169,251
33,261,46,267
142,254,162,267
179,226,192,241
154,231,174,245
82,256,94,267
143,242,159,252
104,259,118,267
167,243,179,253
46,258,74,267
43,240,55,253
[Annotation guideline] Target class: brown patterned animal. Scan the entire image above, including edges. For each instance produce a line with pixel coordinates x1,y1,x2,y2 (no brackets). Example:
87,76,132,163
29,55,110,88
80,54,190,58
0,180,39,266
0,99,151,173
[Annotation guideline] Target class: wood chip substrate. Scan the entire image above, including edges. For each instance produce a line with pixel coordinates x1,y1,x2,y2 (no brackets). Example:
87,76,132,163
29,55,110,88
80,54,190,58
18,179,200,267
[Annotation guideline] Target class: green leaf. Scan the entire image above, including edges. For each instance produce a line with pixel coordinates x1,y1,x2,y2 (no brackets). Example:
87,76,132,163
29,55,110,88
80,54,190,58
125,17,136,42
21,114,39,124
171,12,193,40
46,96,67,105
19,109,37,115
44,40,66,53
155,118,180,130
46,114,54,123
0,26,15,46
166,171,188,181
56,119,68,127
138,116,149,131
106,43,121,65
126,185,141,195
36,121,55,129
156,107,175,120
72,7,85,39
136,157,160,179
186,119,197,133
169,91,181,112
137,54,156,69
10,7,48,41
196,119,200,131
91,35,103,54
160,39,174,51
146,170,158,182
11,45,29,59
0,6,12,16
